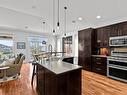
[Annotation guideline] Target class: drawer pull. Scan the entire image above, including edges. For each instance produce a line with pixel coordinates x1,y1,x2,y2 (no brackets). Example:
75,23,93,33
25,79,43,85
96,62,102,65
96,68,102,71
96,58,101,60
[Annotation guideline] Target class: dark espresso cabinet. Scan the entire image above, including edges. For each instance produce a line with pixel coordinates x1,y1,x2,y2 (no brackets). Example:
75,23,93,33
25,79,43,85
78,28,95,71
96,21,127,48
92,56,107,75
78,21,127,75
96,26,111,47
110,24,120,37
110,22,127,37
37,63,82,95
118,22,127,35
37,64,45,95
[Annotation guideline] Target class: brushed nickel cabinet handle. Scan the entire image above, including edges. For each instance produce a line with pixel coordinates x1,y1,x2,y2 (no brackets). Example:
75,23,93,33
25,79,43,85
96,68,102,71
96,62,102,65
96,58,101,60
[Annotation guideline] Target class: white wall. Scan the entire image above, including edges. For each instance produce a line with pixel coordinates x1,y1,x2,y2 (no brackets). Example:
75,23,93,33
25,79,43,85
0,28,55,62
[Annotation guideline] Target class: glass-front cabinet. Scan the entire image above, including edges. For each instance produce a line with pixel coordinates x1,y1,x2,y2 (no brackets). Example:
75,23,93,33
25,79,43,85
62,36,73,56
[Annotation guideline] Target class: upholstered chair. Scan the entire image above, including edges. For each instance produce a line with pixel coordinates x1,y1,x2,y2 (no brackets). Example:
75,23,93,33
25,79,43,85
0,53,25,78
0,69,3,78
6,54,25,77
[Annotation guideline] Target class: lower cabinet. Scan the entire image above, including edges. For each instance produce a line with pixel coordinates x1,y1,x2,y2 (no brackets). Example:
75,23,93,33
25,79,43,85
92,57,107,75
37,64,45,95
37,64,82,95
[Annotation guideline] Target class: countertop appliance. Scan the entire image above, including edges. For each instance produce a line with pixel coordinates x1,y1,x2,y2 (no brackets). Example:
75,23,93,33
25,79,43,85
109,36,127,47
107,49,127,82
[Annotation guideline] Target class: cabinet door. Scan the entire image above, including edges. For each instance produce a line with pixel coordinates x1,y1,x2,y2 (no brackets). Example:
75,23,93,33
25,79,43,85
37,64,45,95
97,27,110,47
110,22,127,36
84,45,91,70
97,28,104,47
119,22,127,35
103,26,111,47
78,30,85,66
78,28,93,71
110,24,119,37
45,69,57,95
84,30,92,70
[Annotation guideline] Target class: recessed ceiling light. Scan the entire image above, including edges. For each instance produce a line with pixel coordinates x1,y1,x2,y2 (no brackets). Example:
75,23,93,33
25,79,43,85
32,6,36,9
25,26,28,29
78,17,83,21
72,20,76,23
96,15,101,19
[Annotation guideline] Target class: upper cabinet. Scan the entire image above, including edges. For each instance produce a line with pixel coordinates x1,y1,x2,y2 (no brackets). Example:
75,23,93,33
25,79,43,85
96,21,127,48
110,22,127,37
96,26,111,47
119,22,127,35
110,24,119,37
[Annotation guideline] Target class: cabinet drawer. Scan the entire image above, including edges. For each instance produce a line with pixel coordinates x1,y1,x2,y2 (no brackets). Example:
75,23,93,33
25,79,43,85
92,56,107,75
93,61,107,68
92,63,107,70
92,66,107,75
93,57,107,63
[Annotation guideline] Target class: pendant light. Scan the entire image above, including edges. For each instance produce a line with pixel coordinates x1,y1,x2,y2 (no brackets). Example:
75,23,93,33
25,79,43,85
64,6,67,37
53,0,55,35
43,21,45,33
57,0,60,29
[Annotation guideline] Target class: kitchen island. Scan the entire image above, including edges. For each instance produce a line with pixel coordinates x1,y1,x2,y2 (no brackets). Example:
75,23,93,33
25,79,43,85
36,59,82,95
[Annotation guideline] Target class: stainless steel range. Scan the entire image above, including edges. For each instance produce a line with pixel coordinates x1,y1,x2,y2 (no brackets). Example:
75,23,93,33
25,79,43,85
107,36,127,82
107,47,127,82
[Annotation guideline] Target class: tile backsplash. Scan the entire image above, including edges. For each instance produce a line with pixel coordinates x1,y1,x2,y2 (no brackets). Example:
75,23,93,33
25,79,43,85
100,48,109,56
114,48,127,52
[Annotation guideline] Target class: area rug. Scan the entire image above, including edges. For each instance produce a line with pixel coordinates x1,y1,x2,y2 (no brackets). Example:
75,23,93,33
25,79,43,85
0,75,21,83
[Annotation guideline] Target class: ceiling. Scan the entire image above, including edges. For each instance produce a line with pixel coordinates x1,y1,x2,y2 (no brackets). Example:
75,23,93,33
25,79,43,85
0,0,127,35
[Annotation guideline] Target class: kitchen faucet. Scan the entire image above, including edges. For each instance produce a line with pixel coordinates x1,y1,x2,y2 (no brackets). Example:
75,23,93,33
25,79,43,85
48,44,52,54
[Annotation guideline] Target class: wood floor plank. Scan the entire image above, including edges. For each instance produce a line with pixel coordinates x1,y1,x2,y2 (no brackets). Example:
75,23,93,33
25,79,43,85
0,64,37,95
82,70,127,95
0,64,127,95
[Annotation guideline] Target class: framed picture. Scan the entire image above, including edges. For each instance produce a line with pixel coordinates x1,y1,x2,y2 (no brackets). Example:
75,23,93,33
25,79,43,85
17,42,26,49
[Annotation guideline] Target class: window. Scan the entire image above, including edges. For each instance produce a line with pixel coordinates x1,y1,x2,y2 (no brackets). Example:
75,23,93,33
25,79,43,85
28,36,47,60
0,35,14,59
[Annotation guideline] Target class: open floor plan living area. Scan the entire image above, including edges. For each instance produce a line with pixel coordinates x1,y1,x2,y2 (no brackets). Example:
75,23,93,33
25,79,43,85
0,0,127,95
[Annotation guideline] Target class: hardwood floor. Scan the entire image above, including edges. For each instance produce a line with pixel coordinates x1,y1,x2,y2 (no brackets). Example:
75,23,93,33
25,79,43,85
0,64,37,95
0,63,127,95
82,70,127,95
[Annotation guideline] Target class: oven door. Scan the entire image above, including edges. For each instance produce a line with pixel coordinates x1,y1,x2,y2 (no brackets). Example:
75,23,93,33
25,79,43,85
107,60,127,67
107,65,127,82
